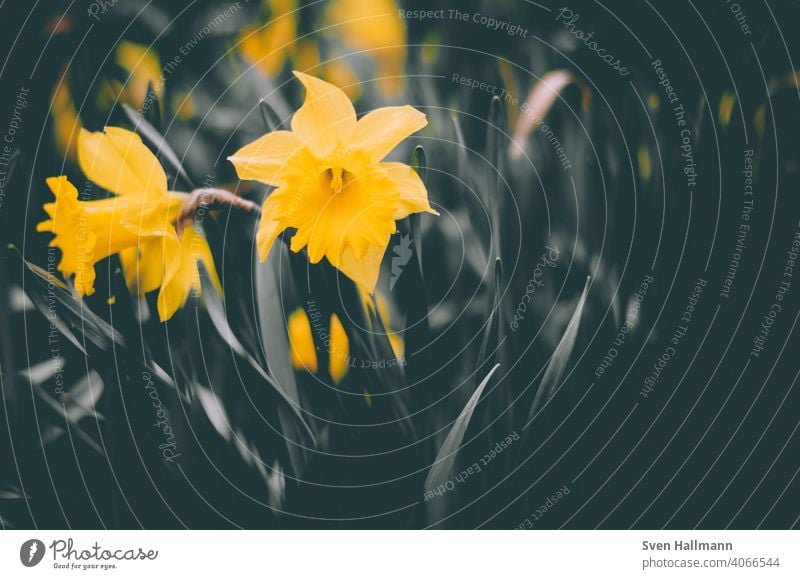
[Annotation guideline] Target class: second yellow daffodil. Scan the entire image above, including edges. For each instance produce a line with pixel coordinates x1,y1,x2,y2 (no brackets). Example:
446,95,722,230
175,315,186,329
38,127,220,321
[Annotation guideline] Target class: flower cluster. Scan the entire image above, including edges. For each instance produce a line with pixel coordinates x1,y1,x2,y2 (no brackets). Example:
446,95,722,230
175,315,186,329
40,72,435,332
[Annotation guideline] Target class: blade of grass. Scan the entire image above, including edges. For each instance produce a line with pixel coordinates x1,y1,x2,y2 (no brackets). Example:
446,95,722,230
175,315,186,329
425,363,501,493
199,265,314,444
259,99,282,131
254,242,312,476
527,276,590,423
477,257,504,374
142,80,161,132
486,95,505,260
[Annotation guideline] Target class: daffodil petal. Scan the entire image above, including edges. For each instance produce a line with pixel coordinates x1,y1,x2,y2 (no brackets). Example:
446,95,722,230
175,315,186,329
338,242,386,293
43,175,78,202
184,226,222,296
156,273,187,322
228,130,302,187
380,162,437,219
329,313,349,383
291,71,357,157
39,176,98,295
119,247,152,296
256,191,288,261
78,127,167,199
120,233,177,297
156,226,220,322
72,246,98,296
153,230,183,321
288,308,318,373
352,105,427,162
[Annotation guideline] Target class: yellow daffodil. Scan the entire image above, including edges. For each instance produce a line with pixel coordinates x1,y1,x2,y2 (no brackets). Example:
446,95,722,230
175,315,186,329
325,0,407,98
97,41,163,112
37,127,220,321
293,38,320,74
228,72,436,293
237,0,297,77
287,308,350,384
323,60,361,102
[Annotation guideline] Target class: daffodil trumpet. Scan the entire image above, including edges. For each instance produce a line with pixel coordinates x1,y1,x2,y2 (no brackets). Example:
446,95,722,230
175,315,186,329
228,71,438,294
38,126,234,322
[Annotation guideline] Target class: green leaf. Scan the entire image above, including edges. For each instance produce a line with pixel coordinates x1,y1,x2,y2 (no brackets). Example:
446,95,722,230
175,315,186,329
477,257,504,372
28,369,105,455
424,363,501,523
254,242,313,476
142,80,161,131
198,262,315,466
15,248,119,354
195,385,232,443
0,485,29,500
527,276,590,422
259,99,282,131
485,95,505,259
409,145,427,272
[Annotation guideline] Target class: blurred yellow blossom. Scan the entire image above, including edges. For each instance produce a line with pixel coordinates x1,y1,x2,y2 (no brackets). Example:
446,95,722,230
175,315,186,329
288,309,351,384
329,313,349,383
51,71,81,162
173,92,197,121
237,0,297,77
288,307,318,373
323,59,361,101
718,91,736,128
293,38,321,73
637,145,652,184
324,0,407,98
97,41,163,112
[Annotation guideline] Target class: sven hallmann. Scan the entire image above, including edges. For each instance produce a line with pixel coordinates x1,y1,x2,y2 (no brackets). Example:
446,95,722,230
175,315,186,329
642,540,733,551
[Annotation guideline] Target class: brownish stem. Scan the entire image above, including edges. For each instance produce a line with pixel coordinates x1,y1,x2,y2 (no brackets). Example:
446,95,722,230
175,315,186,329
175,188,259,237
